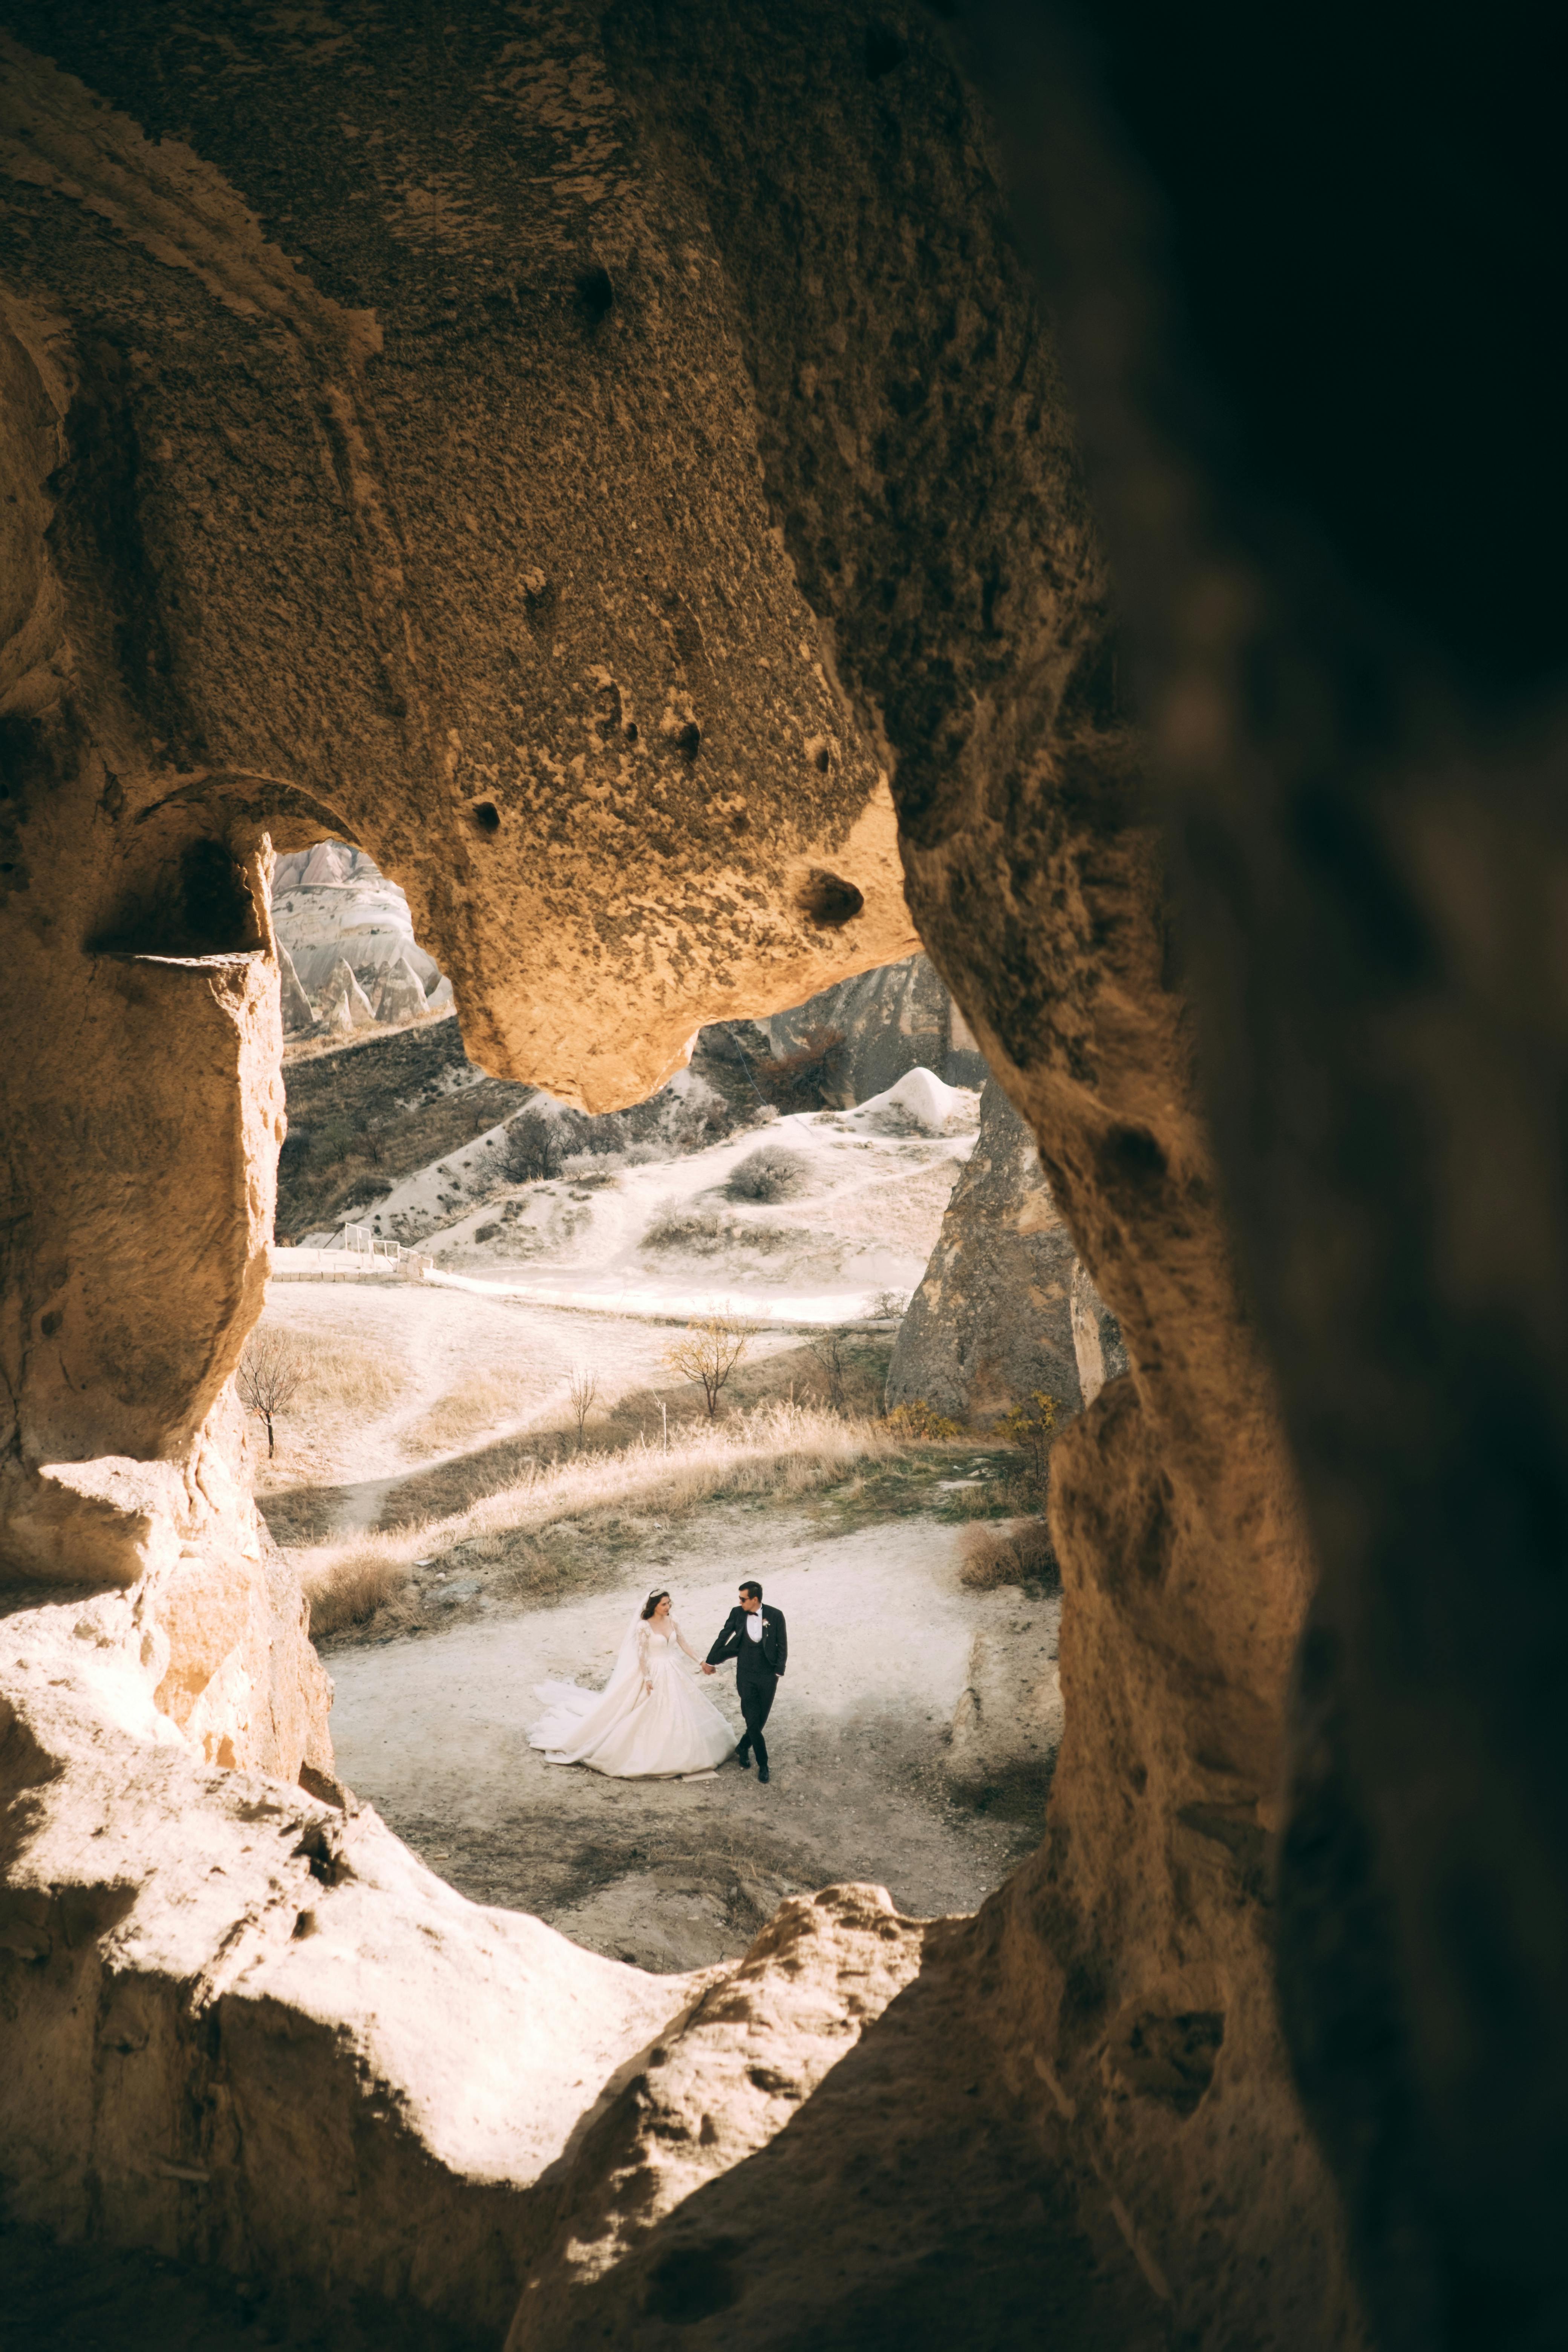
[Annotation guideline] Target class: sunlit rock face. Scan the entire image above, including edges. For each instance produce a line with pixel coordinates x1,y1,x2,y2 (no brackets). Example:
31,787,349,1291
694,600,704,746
0,3,1430,2348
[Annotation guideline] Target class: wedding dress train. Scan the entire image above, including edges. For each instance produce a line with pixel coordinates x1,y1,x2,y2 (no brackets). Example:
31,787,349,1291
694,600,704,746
529,1613,737,1778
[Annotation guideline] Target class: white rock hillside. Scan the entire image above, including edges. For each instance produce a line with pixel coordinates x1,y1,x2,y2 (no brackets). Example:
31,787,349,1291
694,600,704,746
272,843,445,1037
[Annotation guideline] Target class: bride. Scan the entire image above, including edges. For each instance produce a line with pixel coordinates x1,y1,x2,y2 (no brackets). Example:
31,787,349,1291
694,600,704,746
528,1590,737,1779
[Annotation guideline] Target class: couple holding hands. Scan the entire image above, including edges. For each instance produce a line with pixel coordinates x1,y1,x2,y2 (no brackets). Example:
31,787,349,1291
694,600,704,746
528,1579,787,1782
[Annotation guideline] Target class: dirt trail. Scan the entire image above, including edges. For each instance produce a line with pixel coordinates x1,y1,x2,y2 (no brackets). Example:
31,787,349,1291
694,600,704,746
326,1502,1043,1972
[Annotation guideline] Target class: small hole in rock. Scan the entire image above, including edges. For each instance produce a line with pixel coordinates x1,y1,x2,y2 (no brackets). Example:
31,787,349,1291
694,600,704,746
574,265,614,326
814,744,831,773
471,802,501,835
865,23,906,78
797,868,864,928
676,722,701,762
624,720,639,742
644,2241,742,2324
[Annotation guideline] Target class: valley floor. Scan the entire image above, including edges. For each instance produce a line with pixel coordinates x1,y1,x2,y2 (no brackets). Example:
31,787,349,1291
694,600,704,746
252,1225,1054,1975
327,1501,1043,1972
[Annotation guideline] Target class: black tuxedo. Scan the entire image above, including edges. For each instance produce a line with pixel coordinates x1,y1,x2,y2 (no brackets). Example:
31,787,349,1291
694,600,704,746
707,1604,787,1767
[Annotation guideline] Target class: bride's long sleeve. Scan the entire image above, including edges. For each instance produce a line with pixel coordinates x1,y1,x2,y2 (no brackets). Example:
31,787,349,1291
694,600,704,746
635,1621,652,1686
675,1622,701,1663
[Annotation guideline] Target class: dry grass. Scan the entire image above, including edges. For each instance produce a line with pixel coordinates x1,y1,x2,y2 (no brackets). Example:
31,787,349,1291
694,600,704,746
958,1516,1059,1590
399,1366,546,1454
293,1401,911,1637
291,1338,410,1418
252,1335,414,1513
304,1551,414,1636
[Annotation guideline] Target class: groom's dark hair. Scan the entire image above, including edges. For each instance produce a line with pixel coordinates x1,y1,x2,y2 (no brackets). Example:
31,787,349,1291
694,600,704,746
739,1580,763,1601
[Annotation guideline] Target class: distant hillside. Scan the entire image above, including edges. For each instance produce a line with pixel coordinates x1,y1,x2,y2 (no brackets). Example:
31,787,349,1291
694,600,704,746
277,1016,532,1241
275,1012,850,1243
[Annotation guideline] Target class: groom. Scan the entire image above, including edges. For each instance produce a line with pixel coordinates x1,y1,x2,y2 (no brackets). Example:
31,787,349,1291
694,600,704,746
703,1580,787,1783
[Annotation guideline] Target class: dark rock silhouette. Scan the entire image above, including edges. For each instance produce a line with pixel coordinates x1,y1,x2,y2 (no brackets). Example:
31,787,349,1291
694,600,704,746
888,1078,1091,1428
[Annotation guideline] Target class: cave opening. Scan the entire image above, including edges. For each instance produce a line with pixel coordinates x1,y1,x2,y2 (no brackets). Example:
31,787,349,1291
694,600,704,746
250,841,1096,1972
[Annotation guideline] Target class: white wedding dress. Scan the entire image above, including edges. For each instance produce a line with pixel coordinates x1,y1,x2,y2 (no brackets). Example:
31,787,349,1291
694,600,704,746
529,1612,737,1779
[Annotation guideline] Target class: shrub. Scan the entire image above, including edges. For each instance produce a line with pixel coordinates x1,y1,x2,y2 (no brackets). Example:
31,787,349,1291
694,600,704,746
303,1551,411,1635
959,1517,1059,1591
643,1203,726,1253
663,1098,726,1153
997,1389,1061,1485
885,1398,962,1439
727,1142,810,1203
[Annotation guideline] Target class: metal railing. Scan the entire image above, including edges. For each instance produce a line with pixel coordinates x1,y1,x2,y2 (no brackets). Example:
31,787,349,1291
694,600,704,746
335,1223,434,1277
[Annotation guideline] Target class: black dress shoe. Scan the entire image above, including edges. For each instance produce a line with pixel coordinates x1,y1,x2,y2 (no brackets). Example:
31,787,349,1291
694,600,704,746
757,1765,770,1783
735,1747,752,1769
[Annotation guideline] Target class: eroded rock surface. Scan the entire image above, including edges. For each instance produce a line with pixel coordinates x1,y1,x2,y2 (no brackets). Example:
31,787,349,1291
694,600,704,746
946,1594,1065,1807
0,1594,693,2339
0,3,1425,2347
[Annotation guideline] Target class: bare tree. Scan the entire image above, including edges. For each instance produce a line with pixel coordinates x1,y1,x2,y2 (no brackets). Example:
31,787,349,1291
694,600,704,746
566,1365,601,1452
804,1327,850,1412
237,1328,305,1459
504,1111,563,1184
662,1316,752,1419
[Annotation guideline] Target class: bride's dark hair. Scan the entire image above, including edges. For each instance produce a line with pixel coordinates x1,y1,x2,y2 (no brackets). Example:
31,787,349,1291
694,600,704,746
640,1589,670,1620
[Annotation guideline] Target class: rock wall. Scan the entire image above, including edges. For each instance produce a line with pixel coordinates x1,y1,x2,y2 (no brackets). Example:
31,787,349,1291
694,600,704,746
4,2,1547,2347
965,9,1568,2343
887,1076,1095,1426
0,5,1352,2341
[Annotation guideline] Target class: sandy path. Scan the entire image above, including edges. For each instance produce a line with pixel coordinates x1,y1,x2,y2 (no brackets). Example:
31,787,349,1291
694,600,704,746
327,1504,1041,1972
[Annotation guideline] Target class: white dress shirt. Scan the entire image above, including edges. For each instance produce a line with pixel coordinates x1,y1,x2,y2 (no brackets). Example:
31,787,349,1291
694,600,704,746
744,1609,763,1642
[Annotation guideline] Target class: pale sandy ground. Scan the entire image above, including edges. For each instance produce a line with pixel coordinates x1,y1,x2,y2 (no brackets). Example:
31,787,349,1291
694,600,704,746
328,1502,1043,1972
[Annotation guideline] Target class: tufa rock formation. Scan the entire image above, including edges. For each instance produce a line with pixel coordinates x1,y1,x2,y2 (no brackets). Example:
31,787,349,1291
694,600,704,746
276,939,316,1038
373,950,432,1027
316,955,378,1035
1071,1260,1130,1410
888,1075,1107,1427
1,2,1559,2346
274,837,444,1012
